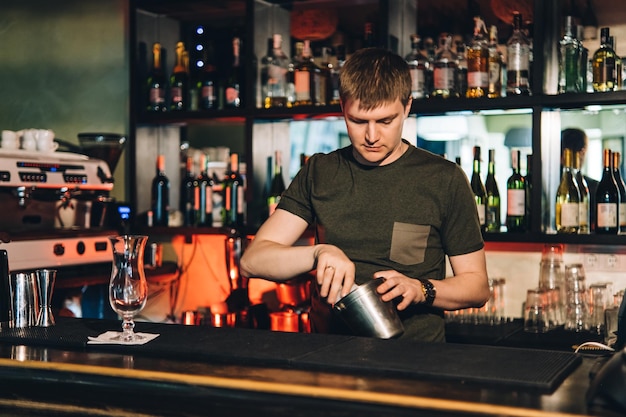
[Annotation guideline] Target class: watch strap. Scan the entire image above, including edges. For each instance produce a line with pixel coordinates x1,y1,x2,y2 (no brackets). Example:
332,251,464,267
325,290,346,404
418,278,436,306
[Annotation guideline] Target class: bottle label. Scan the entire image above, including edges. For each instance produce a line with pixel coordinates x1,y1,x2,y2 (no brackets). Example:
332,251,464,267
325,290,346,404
579,203,589,228
597,203,618,228
559,202,579,227
201,85,216,104
409,68,426,97
171,87,183,104
225,86,240,106
620,203,626,226
295,71,311,101
433,67,455,89
476,203,486,225
149,87,165,104
467,71,488,88
507,189,525,216
508,47,529,71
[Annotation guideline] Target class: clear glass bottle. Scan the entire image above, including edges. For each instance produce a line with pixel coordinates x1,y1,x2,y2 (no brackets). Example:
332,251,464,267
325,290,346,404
466,16,489,98
405,34,428,99
430,33,457,99
455,40,468,98
556,148,581,234
612,151,626,233
595,149,619,234
574,151,590,234
506,12,531,96
559,16,582,93
487,25,503,98
470,146,487,229
506,149,526,232
261,34,289,108
485,149,501,232
170,41,189,111
592,27,617,92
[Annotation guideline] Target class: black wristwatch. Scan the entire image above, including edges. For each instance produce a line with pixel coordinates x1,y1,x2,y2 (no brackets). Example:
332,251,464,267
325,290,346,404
418,279,436,306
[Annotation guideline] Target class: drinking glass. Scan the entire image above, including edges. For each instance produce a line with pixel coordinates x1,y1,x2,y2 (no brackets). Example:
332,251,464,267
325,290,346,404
108,235,148,342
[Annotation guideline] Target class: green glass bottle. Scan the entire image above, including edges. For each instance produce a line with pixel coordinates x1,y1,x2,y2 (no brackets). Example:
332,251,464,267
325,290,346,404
506,149,526,232
485,149,501,232
470,146,487,229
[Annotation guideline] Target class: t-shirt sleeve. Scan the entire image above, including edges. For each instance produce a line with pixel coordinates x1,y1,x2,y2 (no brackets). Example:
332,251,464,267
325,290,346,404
441,164,485,256
275,153,318,225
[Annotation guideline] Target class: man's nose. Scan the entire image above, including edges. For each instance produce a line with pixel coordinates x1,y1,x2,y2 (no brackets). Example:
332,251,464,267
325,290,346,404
365,122,378,142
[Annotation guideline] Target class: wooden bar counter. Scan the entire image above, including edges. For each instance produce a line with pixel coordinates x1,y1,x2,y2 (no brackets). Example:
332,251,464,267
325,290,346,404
0,318,618,417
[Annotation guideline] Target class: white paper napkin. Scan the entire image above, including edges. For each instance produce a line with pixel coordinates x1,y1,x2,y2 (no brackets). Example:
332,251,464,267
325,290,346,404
87,331,160,345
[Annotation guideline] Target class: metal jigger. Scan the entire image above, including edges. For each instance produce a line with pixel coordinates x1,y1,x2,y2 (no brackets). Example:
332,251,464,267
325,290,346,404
35,269,56,327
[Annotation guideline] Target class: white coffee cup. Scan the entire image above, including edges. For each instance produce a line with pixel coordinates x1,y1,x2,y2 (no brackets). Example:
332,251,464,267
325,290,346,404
1,130,19,150
21,129,37,151
36,129,58,152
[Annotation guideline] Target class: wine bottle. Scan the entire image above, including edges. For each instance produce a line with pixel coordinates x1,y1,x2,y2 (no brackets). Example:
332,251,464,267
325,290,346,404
485,149,501,232
224,37,242,108
405,34,428,99
267,150,286,217
613,151,626,233
506,12,531,96
595,149,619,234
454,41,468,98
151,155,170,227
196,153,214,227
506,149,526,232
180,156,197,226
470,146,487,229
222,153,245,227
487,25,503,98
574,151,590,234
146,42,167,112
170,41,189,111
261,34,289,108
430,33,458,99
466,16,489,98
556,148,580,234
592,27,617,92
199,40,218,110
525,154,533,230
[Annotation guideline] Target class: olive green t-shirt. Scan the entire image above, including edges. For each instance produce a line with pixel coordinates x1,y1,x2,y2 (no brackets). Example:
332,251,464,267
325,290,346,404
278,141,484,341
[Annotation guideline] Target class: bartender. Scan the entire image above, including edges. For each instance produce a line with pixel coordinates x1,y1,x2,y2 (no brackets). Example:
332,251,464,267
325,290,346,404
240,47,490,342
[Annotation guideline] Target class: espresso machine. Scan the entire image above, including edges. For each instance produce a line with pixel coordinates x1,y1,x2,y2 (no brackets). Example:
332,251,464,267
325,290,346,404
0,133,128,321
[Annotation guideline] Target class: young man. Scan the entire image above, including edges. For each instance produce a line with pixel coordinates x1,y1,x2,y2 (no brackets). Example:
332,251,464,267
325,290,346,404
240,47,490,342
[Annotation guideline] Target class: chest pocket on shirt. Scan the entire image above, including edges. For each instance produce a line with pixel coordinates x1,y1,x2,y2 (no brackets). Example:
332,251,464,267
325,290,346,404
389,222,430,265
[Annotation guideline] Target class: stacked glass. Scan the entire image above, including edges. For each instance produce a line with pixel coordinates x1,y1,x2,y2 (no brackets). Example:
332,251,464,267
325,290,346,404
564,263,589,331
538,244,565,328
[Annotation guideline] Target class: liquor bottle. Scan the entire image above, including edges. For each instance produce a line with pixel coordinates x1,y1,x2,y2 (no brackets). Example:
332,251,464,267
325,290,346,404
199,40,218,110
470,146,487,229
556,148,580,234
430,33,457,99
222,153,245,227
574,151,590,234
328,44,345,105
466,16,489,98
595,149,619,234
317,46,330,106
610,37,623,90
592,27,617,92
180,156,197,226
613,151,626,233
405,34,428,99
224,37,242,108
485,149,501,232
151,155,170,227
506,149,526,232
261,34,289,108
424,37,436,95
487,25,503,98
286,42,304,107
559,16,582,94
454,41,468,98
267,150,286,217
146,42,167,112
196,153,214,227
293,40,320,106
506,12,531,96
525,154,533,230
582,0,598,40
170,41,189,111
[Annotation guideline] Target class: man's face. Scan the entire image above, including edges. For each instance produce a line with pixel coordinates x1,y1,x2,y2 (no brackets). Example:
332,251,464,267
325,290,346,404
341,98,411,166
